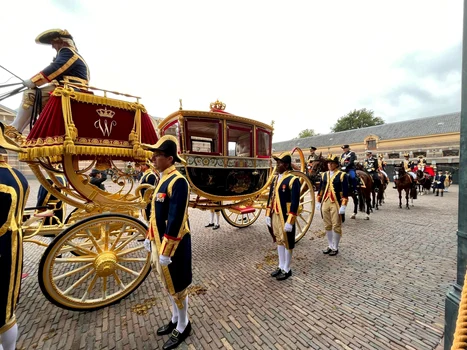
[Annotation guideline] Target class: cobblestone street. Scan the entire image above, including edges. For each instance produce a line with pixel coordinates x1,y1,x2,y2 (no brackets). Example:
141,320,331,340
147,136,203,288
16,180,457,350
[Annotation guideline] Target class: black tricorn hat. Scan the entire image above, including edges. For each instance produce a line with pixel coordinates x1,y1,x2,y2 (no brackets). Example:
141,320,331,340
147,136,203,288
146,135,183,163
341,144,350,149
273,152,292,164
326,154,340,164
310,146,317,151
35,29,74,45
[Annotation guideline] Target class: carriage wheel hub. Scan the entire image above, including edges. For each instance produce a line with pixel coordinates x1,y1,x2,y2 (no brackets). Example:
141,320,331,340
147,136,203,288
94,251,117,277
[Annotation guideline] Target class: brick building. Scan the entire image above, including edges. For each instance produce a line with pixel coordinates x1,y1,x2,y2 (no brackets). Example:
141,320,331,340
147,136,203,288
272,112,461,183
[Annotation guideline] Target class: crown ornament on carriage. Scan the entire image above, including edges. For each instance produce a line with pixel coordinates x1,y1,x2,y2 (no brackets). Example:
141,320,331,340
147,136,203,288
96,107,115,119
210,99,226,111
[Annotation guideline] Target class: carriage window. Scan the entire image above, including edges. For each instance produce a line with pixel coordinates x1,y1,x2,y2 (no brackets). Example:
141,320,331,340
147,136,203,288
256,129,271,157
228,123,252,157
185,118,221,154
163,121,180,139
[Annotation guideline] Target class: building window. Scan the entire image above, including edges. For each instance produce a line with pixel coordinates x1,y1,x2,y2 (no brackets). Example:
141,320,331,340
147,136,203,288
413,151,427,158
366,139,376,150
443,149,459,157
388,153,399,159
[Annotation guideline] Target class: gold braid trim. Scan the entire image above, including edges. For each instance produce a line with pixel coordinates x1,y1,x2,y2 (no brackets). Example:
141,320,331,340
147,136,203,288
452,268,467,349
0,185,17,237
19,145,152,161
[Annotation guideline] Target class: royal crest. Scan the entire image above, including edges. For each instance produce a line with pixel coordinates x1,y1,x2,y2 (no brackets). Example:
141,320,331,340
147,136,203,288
94,108,117,137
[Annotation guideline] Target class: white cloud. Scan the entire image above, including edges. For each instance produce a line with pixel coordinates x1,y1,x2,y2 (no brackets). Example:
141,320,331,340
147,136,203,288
0,0,462,141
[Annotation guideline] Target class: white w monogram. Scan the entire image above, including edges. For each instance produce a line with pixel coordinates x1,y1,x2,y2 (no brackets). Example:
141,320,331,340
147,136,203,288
94,118,117,137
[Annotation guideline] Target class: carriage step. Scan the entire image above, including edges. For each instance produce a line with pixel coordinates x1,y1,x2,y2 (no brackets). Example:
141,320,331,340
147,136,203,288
230,206,256,214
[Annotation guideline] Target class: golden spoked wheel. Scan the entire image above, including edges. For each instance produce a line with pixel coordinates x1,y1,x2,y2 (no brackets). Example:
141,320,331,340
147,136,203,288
292,171,315,243
221,202,262,228
38,214,151,311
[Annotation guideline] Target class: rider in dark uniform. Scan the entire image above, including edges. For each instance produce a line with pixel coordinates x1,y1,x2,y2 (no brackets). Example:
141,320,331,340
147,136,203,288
340,144,358,194
363,151,381,192
9,29,90,135
307,146,320,162
0,123,29,350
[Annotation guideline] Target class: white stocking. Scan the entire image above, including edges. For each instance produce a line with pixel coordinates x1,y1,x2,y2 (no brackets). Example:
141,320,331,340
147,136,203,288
332,231,341,251
208,211,214,224
283,249,292,273
11,105,32,133
277,245,285,270
0,323,18,350
168,295,179,323
175,296,189,333
326,230,333,248
214,212,220,225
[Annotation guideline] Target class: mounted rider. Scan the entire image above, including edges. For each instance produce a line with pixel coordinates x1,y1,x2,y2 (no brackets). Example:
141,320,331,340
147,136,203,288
8,29,90,136
377,154,389,184
340,144,358,194
307,146,320,162
393,153,416,189
363,150,381,192
417,155,427,173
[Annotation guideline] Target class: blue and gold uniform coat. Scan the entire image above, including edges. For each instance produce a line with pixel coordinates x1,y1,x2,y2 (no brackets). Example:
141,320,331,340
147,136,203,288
265,172,300,250
31,47,90,86
36,174,67,225
317,170,349,208
0,160,29,334
147,165,191,296
140,169,157,222
434,174,446,189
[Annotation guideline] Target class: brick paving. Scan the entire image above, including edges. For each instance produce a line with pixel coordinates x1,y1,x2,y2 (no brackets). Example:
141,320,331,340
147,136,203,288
15,180,456,350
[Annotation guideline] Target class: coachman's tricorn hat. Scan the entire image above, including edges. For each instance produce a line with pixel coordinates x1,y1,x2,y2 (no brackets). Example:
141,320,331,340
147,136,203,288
146,135,183,163
326,154,340,164
273,152,292,164
35,29,74,45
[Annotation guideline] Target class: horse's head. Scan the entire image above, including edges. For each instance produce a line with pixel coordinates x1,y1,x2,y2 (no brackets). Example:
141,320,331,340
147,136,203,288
355,162,364,171
395,164,406,176
309,157,327,176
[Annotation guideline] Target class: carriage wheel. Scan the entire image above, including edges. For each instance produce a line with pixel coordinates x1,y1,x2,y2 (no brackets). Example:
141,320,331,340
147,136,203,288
221,203,262,228
38,214,151,311
292,171,315,243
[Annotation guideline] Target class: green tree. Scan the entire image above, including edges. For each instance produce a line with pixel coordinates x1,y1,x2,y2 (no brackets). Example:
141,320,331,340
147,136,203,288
331,108,384,132
297,128,318,138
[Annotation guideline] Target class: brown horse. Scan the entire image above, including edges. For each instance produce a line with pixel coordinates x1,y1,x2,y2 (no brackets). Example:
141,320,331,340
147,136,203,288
416,169,432,196
307,156,327,191
352,169,373,220
376,172,387,207
394,165,417,209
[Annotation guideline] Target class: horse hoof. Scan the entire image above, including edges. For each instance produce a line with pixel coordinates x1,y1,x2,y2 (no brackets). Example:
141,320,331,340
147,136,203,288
351,215,356,219
365,216,370,220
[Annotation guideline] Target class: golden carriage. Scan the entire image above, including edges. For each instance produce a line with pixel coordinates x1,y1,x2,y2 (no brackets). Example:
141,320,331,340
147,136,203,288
14,83,315,311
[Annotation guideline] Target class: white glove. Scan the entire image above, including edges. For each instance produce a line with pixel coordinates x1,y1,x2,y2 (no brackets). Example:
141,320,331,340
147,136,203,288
143,239,151,252
316,202,321,211
265,216,272,227
341,166,346,170
339,205,346,214
284,223,293,232
159,255,172,266
23,79,36,88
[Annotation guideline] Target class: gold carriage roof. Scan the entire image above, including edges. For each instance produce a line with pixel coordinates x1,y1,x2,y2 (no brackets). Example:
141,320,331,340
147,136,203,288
158,109,274,132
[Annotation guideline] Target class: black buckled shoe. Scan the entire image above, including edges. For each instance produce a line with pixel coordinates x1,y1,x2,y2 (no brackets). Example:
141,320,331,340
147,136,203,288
163,322,192,350
329,249,339,256
157,321,177,336
323,247,332,254
276,269,292,281
213,224,220,230
205,223,214,227
270,267,282,277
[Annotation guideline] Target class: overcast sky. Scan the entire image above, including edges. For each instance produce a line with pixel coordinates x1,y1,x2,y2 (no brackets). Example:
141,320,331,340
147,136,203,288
0,0,462,142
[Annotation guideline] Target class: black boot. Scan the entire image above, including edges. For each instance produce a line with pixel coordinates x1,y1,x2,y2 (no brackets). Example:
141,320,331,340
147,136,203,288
441,191,443,197
436,189,439,196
